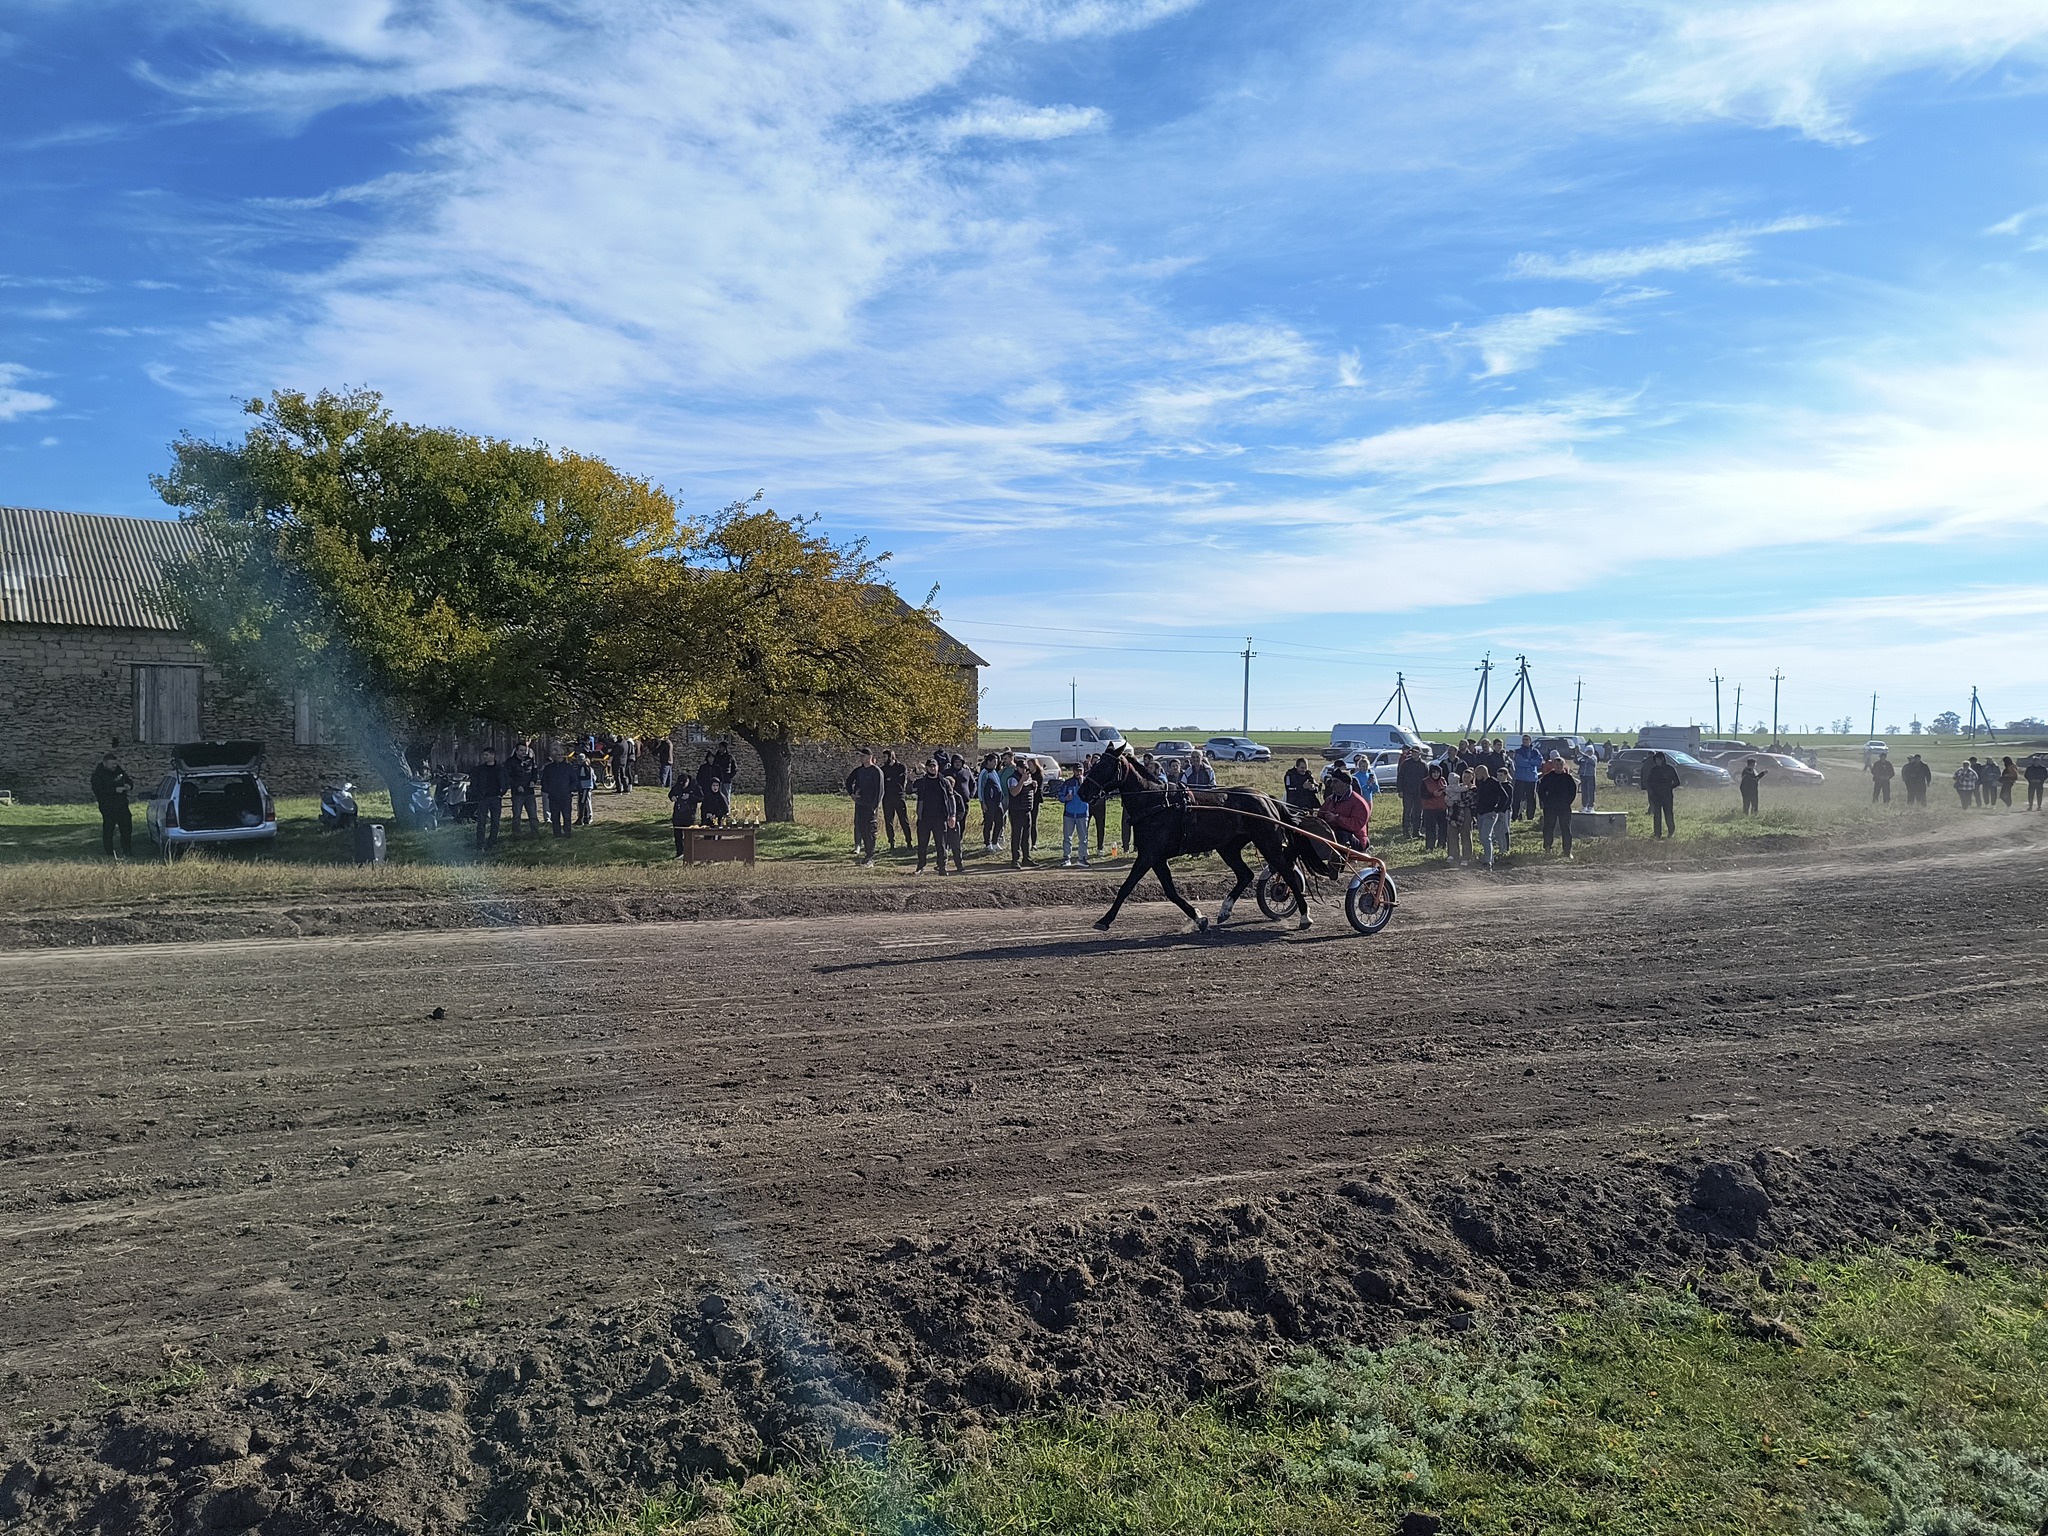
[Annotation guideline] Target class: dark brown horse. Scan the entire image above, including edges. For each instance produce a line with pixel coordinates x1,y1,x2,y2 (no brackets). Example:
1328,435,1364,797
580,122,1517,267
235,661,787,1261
1082,744,1344,932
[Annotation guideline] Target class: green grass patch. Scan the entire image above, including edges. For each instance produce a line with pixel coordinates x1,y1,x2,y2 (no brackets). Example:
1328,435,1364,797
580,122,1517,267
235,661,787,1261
602,1250,2048,1535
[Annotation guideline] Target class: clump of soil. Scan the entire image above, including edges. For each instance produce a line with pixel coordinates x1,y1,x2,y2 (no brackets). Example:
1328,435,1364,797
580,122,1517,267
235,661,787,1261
5,1126,2041,1535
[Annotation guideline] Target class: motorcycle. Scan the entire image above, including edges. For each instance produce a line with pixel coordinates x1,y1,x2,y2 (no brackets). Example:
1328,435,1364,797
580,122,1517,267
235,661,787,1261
319,782,359,830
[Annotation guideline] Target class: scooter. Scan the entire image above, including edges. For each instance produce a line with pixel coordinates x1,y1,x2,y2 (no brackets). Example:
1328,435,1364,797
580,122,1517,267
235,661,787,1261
432,770,475,823
319,782,359,830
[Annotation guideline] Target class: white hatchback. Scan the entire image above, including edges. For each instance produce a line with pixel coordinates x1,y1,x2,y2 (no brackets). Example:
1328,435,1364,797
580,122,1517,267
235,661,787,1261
147,741,278,853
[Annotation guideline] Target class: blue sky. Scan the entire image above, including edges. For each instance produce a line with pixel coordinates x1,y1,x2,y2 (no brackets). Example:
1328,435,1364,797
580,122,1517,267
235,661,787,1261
4,0,2046,733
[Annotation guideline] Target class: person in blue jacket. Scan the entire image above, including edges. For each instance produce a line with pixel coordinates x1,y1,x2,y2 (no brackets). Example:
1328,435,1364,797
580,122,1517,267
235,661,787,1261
1510,734,1545,821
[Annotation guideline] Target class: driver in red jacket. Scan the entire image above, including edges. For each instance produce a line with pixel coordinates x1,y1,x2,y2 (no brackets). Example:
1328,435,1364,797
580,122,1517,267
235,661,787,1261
1319,773,1373,851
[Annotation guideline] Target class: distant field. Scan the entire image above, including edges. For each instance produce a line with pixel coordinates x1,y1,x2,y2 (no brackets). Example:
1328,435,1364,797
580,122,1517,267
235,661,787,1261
980,727,2040,754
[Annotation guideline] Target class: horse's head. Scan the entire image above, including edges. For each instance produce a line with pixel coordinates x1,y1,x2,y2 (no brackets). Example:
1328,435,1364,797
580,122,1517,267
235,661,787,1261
1083,744,1128,796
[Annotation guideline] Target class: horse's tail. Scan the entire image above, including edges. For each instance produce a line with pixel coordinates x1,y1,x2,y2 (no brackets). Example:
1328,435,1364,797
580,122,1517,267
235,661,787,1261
1273,799,1347,877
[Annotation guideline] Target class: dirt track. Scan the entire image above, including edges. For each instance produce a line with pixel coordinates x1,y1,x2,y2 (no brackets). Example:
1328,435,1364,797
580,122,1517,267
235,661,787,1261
4,830,2047,1533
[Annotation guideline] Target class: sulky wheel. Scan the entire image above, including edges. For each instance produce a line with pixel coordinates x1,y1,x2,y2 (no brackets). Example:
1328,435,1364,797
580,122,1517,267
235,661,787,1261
1255,866,1300,921
1344,869,1396,936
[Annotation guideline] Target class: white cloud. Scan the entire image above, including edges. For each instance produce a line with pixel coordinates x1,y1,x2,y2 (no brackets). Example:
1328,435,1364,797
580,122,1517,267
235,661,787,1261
1621,0,2048,144
1161,314,2048,621
939,96,1108,143
0,364,56,421
1511,216,1830,281
1456,306,1615,375
1308,402,1624,478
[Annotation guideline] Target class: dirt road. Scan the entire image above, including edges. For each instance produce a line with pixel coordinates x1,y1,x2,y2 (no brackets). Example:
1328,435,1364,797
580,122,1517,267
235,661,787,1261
3,833,2046,1533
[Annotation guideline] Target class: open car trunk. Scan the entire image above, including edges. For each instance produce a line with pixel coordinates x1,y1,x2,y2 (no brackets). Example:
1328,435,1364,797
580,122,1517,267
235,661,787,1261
171,740,264,773
179,776,267,830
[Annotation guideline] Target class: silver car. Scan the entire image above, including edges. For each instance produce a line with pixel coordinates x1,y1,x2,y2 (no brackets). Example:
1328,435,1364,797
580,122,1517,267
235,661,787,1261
1203,735,1271,762
147,740,278,853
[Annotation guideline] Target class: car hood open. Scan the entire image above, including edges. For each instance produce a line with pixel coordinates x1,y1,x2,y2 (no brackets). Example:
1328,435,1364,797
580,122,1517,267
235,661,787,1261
170,740,265,772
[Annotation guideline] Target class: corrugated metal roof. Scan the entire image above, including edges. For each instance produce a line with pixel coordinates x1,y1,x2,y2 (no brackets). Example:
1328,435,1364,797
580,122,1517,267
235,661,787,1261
0,507,204,630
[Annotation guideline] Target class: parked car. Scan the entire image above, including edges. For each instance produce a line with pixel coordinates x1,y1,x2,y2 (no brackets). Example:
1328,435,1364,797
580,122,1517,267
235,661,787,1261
1203,735,1270,762
1029,717,1127,766
1607,748,1734,789
1150,740,1196,762
146,741,277,853
1862,740,1890,767
1350,749,1404,790
1325,722,1426,760
1760,752,1826,784
1010,751,1063,778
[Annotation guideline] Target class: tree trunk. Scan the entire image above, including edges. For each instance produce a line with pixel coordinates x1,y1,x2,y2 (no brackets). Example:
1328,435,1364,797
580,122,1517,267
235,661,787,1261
364,737,434,830
737,727,796,822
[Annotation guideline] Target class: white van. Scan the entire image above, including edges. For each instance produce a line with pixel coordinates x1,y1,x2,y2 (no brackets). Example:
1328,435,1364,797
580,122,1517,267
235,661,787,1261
1325,722,1425,759
1030,717,1128,766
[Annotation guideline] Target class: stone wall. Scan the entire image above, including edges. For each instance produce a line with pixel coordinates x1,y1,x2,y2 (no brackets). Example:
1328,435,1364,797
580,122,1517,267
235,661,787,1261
0,623,369,802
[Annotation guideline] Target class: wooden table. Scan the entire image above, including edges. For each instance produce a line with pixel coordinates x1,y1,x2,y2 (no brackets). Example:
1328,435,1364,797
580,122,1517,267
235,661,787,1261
679,824,756,866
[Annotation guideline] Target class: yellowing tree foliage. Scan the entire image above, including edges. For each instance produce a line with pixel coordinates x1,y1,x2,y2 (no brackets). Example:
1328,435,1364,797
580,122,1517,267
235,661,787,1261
688,497,973,822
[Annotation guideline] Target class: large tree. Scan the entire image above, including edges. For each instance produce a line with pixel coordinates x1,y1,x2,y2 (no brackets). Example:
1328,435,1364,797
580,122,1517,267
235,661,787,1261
689,497,971,823
153,389,698,819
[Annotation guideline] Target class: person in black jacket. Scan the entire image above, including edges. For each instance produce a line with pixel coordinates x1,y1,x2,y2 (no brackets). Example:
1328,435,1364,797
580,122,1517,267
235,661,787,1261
845,749,883,865
1006,757,1039,869
1470,766,1513,868
709,741,739,793
469,748,507,850
1283,758,1319,811
1536,752,1577,856
89,750,134,857
1394,748,1427,839
1739,757,1767,814
949,758,975,865
668,769,702,856
539,749,579,837
912,759,959,873
1900,753,1932,806
880,750,910,850
1641,752,1681,839
695,756,730,825
507,742,541,837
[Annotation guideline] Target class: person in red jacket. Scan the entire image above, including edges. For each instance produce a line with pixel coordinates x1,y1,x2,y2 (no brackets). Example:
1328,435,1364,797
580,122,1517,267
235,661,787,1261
1319,774,1372,851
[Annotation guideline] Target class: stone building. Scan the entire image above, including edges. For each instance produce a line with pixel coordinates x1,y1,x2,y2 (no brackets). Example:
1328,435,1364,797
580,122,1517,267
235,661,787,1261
0,506,367,802
1,506,986,803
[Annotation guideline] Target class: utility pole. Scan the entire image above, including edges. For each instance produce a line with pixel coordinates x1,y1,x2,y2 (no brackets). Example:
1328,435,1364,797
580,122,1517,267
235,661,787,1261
1375,672,1419,734
1463,655,1494,737
1731,684,1742,736
1869,692,1878,738
1770,670,1785,742
1070,678,1077,716
1484,654,1547,737
1573,677,1583,735
1240,637,1256,735
1709,671,1724,735
1966,686,1998,743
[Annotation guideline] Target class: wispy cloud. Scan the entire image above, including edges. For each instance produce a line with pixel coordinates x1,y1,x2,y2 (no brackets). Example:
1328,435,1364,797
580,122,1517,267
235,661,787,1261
1306,400,1627,479
1619,0,2048,144
938,97,1107,143
1511,216,1830,282
0,364,57,421
1456,306,1615,375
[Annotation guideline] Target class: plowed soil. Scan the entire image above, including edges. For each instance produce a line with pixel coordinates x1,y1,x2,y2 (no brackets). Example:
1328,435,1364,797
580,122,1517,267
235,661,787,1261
3,827,2046,1534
